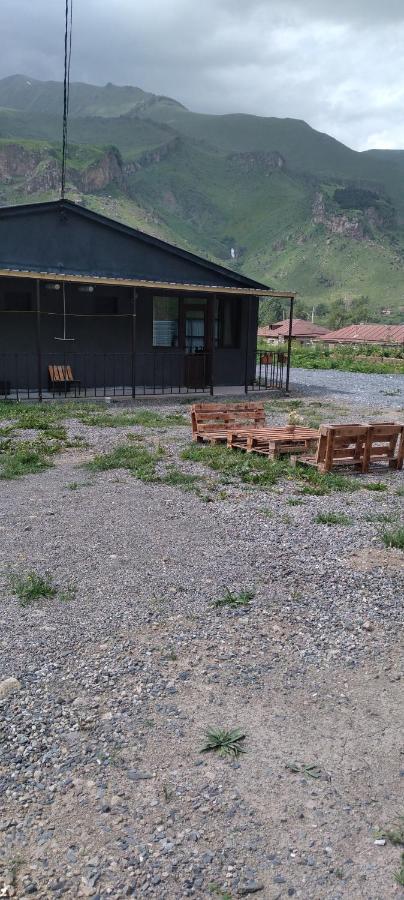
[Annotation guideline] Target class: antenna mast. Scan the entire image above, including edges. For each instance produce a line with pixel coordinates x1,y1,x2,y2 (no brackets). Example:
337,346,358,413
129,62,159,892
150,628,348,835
61,0,73,199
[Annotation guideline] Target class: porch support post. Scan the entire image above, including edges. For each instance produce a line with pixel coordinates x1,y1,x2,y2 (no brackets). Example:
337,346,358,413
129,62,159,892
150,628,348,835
131,287,137,398
207,294,215,396
285,294,294,392
35,279,42,402
244,296,251,394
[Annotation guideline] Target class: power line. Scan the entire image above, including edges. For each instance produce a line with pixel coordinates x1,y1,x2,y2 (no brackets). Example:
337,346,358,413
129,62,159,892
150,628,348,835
61,0,73,199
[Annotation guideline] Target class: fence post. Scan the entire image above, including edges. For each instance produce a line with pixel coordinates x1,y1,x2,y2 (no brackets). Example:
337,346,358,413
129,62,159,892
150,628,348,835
244,296,251,394
131,288,137,398
35,280,42,402
285,295,294,392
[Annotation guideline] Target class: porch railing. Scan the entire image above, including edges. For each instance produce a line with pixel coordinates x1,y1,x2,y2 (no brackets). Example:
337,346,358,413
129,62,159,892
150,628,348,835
0,349,286,400
0,351,213,400
249,350,285,390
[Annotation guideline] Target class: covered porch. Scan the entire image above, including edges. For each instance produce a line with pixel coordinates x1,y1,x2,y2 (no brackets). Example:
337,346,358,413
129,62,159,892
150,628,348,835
0,270,294,400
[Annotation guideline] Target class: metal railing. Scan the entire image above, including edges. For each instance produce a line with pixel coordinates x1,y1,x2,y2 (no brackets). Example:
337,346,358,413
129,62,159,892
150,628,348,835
249,350,285,390
0,349,286,401
0,351,212,400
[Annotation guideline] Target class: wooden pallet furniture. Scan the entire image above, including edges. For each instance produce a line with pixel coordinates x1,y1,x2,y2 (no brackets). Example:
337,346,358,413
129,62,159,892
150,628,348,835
227,425,319,459
297,423,369,473
48,364,80,394
191,401,265,444
362,422,404,471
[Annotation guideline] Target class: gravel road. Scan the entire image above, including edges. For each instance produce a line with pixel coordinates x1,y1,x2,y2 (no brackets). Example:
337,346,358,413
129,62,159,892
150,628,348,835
0,387,403,899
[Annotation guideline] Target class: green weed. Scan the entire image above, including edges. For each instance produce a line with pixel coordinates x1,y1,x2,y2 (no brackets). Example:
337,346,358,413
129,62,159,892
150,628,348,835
364,482,388,492
382,527,404,550
364,513,396,524
9,571,57,607
286,761,322,779
209,885,232,899
315,512,352,526
214,588,254,609
201,727,246,758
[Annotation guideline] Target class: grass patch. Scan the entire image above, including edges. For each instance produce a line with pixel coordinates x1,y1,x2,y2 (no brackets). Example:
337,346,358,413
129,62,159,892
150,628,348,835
86,444,163,482
182,443,363,495
201,727,246,758
214,587,254,609
315,512,352,526
160,466,201,492
363,482,388,492
364,513,396,524
9,571,57,607
182,443,290,487
77,409,187,428
287,498,305,506
395,855,404,887
0,440,54,479
382,527,404,550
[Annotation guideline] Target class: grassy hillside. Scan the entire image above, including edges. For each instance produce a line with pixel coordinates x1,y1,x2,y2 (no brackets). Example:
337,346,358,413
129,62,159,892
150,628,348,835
1,75,404,322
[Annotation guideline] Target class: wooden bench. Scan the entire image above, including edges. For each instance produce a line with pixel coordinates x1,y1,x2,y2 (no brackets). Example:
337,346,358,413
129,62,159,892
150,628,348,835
227,425,319,459
48,365,80,394
362,422,404,471
298,424,369,473
191,402,265,444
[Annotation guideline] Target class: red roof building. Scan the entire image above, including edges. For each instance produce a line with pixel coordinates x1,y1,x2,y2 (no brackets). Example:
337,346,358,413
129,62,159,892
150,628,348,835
258,318,328,344
320,324,404,345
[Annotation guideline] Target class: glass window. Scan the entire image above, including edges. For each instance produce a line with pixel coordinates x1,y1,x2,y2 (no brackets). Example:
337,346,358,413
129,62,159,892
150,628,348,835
153,296,179,347
214,297,240,348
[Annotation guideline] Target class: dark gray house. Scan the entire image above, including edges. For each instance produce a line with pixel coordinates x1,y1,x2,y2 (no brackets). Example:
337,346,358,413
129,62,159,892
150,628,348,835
0,199,294,399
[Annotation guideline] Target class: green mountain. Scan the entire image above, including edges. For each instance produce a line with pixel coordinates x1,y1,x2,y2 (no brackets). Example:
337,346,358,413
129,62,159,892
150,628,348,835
0,74,404,322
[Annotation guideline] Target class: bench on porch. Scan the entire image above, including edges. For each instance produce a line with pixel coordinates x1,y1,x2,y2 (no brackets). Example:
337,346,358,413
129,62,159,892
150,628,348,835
191,401,266,443
48,365,80,394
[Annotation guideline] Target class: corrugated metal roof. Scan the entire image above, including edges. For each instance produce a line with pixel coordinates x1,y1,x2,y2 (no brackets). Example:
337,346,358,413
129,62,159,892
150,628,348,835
259,318,328,337
320,324,404,344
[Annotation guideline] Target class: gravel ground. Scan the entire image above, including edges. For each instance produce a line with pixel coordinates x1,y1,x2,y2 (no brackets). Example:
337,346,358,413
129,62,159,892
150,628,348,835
0,379,403,900
289,368,404,408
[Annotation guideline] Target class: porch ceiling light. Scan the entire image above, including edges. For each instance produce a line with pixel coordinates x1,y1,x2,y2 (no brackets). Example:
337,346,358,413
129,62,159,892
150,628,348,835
45,282,61,291
78,285,94,293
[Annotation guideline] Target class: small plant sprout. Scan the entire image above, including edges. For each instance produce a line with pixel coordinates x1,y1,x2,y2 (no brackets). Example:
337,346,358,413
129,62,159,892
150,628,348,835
286,761,322,779
201,727,246,758
214,588,254,609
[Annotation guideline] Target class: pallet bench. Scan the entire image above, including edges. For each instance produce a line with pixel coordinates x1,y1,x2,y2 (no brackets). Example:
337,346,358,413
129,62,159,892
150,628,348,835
191,402,265,444
298,422,404,473
48,365,80,394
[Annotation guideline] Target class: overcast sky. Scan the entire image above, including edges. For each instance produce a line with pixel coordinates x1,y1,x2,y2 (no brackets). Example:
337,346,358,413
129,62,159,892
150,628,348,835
0,0,403,151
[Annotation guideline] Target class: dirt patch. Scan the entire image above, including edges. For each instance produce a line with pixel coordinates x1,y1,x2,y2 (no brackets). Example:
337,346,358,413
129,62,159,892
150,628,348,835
347,547,404,572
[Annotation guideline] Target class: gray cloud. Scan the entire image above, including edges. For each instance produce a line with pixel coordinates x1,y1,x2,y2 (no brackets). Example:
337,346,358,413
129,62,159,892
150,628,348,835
0,0,403,150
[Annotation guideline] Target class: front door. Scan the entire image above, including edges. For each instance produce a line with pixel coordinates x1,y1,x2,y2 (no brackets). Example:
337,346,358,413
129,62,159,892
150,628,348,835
183,300,210,388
